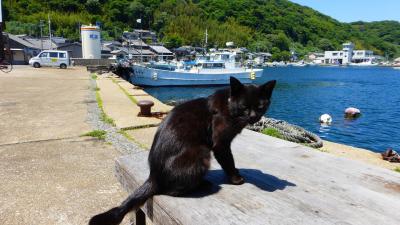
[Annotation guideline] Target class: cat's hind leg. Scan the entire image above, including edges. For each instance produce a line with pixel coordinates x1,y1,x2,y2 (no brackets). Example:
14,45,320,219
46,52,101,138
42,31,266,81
163,146,212,196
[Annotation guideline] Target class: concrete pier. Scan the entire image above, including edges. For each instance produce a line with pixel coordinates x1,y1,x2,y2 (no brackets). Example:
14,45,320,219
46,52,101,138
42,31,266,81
0,66,127,224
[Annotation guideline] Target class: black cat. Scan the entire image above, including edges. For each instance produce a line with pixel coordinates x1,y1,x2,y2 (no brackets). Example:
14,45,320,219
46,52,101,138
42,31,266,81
89,77,276,225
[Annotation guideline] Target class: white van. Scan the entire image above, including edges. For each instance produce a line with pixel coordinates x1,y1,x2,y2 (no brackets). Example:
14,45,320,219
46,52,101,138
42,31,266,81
29,50,70,69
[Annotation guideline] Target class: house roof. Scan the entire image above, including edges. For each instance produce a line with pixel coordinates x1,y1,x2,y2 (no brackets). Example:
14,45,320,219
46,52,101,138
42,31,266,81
103,41,122,46
25,38,55,49
51,37,67,45
149,45,173,54
7,33,39,49
112,48,154,56
8,33,67,50
116,47,141,55
111,49,128,54
57,42,81,48
101,45,112,52
136,49,154,55
129,39,148,47
259,52,272,57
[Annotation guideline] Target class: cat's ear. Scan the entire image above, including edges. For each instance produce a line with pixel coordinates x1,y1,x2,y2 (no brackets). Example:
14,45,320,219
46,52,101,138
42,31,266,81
230,77,244,96
260,80,276,98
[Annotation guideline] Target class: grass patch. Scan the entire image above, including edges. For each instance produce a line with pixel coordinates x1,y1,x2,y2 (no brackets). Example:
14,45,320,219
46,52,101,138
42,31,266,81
394,167,400,173
93,87,100,91
111,78,137,104
118,130,148,149
81,130,107,140
95,87,116,126
91,74,98,80
261,127,284,139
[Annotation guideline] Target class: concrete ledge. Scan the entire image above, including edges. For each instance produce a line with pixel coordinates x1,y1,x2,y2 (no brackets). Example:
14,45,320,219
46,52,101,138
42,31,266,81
72,58,115,66
116,129,400,225
96,76,163,129
111,76,173,113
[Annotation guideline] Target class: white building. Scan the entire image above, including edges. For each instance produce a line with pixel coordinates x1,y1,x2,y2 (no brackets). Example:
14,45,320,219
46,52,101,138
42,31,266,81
352,50,374,63
324,42,376,65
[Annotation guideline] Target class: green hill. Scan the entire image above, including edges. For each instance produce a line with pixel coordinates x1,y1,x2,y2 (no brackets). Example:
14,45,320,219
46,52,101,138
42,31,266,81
3,0,400,59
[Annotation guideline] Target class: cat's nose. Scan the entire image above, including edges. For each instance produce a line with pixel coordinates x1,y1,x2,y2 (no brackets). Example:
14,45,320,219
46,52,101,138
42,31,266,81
249,110,259,124
249,110,256,118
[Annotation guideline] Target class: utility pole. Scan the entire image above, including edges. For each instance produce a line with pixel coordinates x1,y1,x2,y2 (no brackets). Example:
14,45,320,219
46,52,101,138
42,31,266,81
205,29,208,47
39,20,44,51
204,29,208,55
78,21,81,40
48,13,52,50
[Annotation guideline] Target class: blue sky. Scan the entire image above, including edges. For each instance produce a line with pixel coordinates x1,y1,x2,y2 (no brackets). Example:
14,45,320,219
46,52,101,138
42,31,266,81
289,0,400,23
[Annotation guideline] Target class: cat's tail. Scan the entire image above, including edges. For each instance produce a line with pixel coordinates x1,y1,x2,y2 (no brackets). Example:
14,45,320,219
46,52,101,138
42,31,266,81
89,179,156,225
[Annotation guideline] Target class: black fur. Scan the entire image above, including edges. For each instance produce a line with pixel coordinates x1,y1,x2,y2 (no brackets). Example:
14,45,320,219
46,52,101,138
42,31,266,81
89,77,276,225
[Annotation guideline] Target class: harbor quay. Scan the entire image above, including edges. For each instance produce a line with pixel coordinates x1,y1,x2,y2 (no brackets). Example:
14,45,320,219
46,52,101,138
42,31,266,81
0,66,399,225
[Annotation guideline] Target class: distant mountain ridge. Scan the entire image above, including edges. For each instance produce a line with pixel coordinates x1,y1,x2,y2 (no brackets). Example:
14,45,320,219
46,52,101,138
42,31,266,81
3,0,399,59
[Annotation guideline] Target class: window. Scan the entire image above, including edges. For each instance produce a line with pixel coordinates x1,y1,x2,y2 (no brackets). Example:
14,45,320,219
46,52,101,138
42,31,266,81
59,53,66,58
40,52,49,58
49,52,58,58
332,53,338,56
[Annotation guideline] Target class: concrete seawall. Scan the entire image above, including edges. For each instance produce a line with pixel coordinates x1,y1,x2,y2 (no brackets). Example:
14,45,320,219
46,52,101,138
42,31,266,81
98,70,399,172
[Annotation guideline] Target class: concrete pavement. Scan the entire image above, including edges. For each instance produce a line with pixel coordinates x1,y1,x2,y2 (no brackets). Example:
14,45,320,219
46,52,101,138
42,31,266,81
0,66,127,224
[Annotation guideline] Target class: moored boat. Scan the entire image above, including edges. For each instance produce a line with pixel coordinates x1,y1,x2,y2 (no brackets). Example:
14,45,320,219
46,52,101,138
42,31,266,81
130,51,263,86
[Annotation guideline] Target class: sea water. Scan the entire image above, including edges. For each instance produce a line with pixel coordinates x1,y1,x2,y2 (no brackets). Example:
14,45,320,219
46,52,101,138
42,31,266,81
145,66,400,152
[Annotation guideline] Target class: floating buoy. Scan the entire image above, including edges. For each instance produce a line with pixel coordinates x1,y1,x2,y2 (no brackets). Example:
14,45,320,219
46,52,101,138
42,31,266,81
344,107,361,119
319,114,332,124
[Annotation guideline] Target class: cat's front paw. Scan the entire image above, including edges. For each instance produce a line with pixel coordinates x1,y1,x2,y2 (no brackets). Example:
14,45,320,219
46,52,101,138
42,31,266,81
229,174,245,185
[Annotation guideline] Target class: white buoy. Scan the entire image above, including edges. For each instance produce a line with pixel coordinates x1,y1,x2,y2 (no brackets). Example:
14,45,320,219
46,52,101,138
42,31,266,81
319,114,332,124
344,107,361,118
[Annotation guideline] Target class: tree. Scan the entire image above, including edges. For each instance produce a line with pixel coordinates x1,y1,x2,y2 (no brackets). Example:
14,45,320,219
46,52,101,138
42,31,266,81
163,34,183,49
86,0,102,14
3,0,400,57
318,38,335,51
271,51,291,61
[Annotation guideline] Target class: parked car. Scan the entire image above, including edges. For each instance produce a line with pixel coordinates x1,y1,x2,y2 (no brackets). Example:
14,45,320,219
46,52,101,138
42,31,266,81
29,50,70,69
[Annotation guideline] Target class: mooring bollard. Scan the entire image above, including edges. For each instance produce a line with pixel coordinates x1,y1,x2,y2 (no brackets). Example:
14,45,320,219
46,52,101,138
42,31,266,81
137,100,154,117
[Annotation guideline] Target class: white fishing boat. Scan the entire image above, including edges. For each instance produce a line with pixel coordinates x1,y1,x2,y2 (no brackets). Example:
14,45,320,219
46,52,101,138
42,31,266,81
349,60,378,66
291,60,307,67
130,51,263,86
